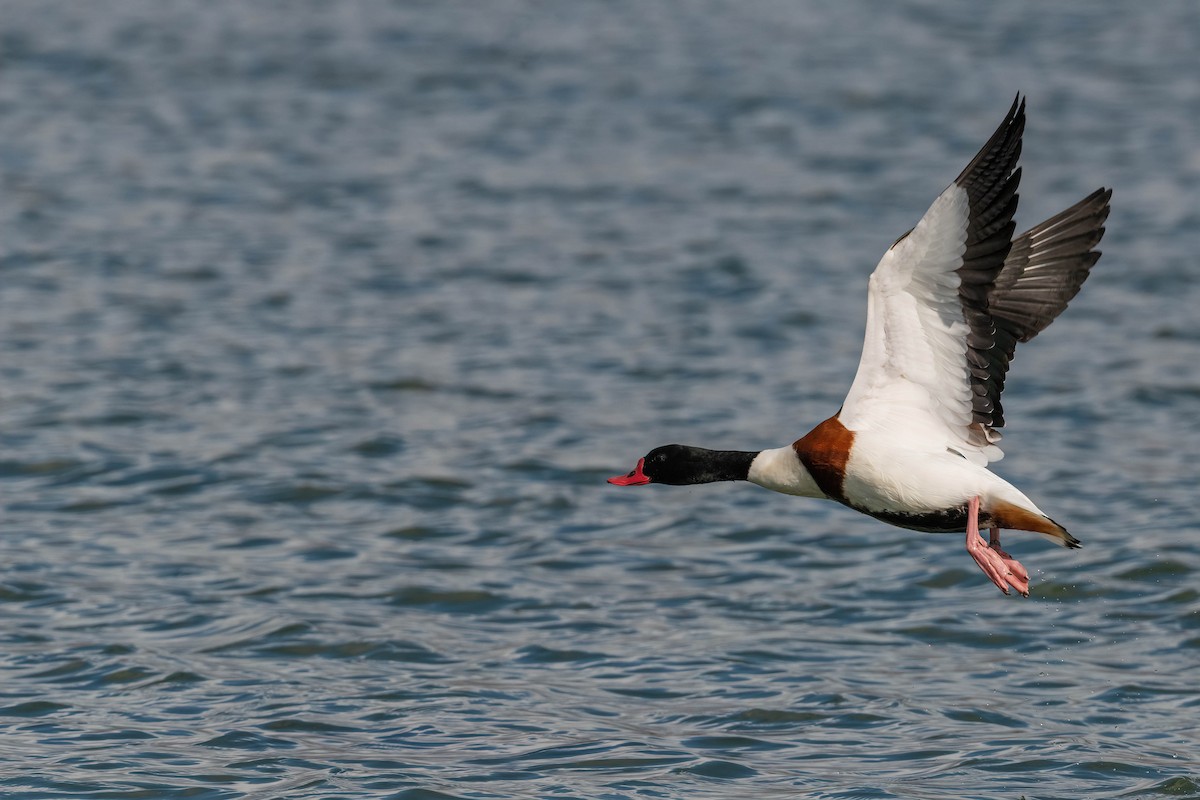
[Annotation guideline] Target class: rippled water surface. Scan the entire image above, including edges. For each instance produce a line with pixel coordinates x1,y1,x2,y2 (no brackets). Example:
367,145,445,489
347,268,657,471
2,2,1199,797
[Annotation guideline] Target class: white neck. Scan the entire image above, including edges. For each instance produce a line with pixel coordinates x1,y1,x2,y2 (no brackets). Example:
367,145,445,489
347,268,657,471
747,446,826,499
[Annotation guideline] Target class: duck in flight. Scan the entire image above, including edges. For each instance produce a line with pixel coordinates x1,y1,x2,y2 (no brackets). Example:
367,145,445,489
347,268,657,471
608,97,1110,596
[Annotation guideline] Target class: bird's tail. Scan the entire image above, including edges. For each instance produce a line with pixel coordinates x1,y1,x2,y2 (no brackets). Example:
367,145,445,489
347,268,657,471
991,500,1081,548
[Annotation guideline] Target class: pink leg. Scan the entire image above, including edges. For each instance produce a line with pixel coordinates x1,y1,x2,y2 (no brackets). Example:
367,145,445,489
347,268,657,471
989,526,1030,595
964,496,1030,597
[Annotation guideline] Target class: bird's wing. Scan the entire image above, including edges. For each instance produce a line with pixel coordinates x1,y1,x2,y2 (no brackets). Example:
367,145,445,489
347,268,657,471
980,187,1111,428
839,97,1025,466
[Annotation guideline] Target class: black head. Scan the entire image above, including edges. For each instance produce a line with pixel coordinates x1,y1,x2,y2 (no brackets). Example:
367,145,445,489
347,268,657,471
608,444,756,486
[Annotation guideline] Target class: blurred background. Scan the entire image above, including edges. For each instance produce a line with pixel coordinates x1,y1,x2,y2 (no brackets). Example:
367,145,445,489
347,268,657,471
0,1,1197,797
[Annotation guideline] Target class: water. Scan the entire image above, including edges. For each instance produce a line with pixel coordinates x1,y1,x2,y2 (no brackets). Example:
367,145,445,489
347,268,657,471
1,1,1198,797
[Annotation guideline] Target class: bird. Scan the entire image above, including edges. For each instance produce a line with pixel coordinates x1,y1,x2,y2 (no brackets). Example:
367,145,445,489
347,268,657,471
608,97,1110,596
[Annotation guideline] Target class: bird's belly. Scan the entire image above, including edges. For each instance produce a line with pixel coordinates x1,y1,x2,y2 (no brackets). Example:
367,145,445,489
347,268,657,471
850,503,972,533
839,440,997,532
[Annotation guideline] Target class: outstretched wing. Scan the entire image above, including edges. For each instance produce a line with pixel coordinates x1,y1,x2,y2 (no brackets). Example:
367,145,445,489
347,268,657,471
980,187,1112,429
839,97,1025,465
838,98,1111,466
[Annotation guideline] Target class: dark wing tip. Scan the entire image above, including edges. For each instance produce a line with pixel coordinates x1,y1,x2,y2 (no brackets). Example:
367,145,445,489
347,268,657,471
953,95,1026,193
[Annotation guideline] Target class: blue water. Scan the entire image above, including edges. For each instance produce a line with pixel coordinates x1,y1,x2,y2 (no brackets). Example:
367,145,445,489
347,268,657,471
1,2,1198,798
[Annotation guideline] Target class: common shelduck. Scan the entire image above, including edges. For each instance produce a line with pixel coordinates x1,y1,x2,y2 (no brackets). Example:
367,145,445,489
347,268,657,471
609,97,1110,596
